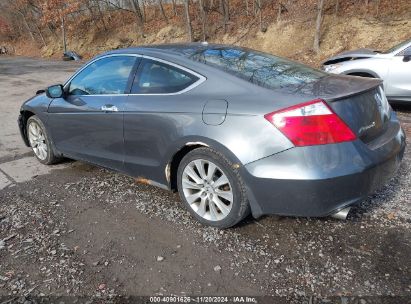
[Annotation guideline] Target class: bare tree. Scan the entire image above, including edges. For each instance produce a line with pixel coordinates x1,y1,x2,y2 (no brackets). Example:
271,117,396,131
199,0,207,41
277,2,281,23
313,0,325,54
220,0,229,33
277,2,287,23
33,21,46,46
94,0,108,31
15,10,35,43
184,0,192,42
157,0,168,23
129,0,145,37
257,0,262,31
171,0,178,16
141,0,146,22
61,16,67,53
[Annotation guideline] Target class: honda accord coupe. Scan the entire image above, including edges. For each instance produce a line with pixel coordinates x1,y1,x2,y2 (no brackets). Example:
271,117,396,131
18,43,406,228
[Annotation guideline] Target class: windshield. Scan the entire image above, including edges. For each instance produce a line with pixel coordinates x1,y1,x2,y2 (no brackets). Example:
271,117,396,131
189,47,327,90
383,38,411,54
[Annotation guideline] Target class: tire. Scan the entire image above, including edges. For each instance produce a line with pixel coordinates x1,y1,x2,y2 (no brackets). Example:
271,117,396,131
26,115,61,165
177,147,250,229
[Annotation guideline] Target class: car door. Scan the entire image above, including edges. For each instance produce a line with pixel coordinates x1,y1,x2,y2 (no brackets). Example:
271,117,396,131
384,46,411,101
48,55,140,170
123,57,205,185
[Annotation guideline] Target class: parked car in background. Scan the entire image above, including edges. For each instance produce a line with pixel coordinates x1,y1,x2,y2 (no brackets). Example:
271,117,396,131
18,43,405,228
62,51,82,61
323,38,411,104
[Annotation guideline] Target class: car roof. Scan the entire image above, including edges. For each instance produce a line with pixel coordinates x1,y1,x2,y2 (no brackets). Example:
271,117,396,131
97,43,253,79
102,42,242,58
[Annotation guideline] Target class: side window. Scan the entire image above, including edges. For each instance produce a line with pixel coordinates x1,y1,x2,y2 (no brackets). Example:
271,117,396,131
132,59,199,94
68,56,137,95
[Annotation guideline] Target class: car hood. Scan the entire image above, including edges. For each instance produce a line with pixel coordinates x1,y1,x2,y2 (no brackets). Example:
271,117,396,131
323,48,379,65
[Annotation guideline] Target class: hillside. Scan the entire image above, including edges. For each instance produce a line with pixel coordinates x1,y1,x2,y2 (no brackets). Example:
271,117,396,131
1,0,411,67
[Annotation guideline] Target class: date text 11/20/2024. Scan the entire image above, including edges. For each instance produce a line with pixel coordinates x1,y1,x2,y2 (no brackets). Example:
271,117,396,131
149,296,257,303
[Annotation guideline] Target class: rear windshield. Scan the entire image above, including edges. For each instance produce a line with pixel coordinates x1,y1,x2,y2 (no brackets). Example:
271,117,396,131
189,48,327,90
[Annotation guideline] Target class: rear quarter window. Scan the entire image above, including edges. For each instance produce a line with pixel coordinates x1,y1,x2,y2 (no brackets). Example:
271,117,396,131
189,48,326,90
132,59,199,94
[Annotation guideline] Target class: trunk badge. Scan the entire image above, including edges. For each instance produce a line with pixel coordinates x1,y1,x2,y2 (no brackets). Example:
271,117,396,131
359,121,376,134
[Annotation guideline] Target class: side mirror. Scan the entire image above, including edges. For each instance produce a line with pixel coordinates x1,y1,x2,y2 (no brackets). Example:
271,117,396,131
46,84,64,98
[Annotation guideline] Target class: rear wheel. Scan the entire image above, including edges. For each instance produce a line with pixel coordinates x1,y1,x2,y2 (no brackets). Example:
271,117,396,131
27,115,61,165
177,147,250,228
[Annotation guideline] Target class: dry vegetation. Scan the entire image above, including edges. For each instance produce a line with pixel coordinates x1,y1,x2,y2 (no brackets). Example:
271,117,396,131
0,0,410,66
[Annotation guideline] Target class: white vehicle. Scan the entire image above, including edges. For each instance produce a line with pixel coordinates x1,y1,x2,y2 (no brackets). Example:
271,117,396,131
323,39,411,104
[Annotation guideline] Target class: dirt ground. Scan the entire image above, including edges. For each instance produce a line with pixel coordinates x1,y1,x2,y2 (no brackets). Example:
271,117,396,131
0,57,410,303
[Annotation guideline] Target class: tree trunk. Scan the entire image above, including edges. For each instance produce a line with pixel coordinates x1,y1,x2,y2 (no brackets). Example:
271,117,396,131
245,0,249,16
364,0,369,15
334,0,339,16
172,0,178,16
18,11,36,43
95,0,108,31
220,0,229,33
313,0,324,54
47,24,58,39
34,22,46,47
129,0,145,37
199,0,207,41
140,0,146,23
277,2,281,23
184,0,193,42
158,0,168,23
61,16,67,53
257,0,262,31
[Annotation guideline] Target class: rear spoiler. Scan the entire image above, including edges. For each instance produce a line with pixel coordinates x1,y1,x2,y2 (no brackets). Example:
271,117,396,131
318,75,383,102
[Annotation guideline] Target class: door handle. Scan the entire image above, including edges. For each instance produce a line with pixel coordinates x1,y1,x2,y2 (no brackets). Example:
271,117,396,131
101,104,118,112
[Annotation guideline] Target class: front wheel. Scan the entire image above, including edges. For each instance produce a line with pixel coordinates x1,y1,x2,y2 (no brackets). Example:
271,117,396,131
177,147,250,228
27,115,61,165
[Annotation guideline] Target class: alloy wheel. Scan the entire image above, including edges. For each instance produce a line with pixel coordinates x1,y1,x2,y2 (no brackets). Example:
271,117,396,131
181,159,233,221
28,121,48,161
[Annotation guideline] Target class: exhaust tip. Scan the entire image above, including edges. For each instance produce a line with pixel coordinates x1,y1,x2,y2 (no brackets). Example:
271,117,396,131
330,207,351,220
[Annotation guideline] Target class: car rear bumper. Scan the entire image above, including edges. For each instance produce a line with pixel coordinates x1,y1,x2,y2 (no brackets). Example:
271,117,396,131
243,119,406,218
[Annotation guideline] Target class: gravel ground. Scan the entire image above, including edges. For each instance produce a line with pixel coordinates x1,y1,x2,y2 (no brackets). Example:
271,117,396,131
0,57,410,303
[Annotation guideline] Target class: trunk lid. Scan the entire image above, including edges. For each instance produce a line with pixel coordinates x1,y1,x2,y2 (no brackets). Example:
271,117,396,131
289,74,390,144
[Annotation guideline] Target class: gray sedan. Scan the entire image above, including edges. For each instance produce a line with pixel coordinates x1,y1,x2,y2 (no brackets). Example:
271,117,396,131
323,38,411,104
18,43,406,228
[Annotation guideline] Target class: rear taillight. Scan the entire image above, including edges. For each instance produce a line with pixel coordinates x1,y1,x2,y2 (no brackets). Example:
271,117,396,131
264,99,356,146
